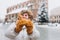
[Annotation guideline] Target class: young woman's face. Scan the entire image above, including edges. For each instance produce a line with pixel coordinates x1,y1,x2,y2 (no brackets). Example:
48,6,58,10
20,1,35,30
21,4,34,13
22,13,29,19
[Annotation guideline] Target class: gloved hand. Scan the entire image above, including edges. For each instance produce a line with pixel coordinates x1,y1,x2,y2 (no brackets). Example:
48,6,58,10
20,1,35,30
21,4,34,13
14,19,27,33
25,20,33,35
15,14,33,35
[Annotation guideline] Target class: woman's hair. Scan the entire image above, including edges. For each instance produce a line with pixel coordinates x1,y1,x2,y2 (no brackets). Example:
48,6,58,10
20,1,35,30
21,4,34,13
18,10,33,20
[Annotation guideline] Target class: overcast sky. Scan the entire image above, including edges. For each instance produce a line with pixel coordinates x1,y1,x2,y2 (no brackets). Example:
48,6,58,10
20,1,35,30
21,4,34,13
48,0,60,16
0,0,60,19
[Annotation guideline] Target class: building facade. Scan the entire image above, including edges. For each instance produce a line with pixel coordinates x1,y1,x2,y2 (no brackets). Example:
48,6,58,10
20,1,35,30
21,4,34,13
5,0,48,23
49,15,60,23
49,7,60,23
5,13,18,22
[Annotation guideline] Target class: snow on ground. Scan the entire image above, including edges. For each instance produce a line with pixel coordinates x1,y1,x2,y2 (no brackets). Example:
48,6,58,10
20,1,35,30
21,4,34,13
0,23,60,40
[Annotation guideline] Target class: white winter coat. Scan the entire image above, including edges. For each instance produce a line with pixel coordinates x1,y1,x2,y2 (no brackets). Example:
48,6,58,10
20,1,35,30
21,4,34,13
5,22,40,40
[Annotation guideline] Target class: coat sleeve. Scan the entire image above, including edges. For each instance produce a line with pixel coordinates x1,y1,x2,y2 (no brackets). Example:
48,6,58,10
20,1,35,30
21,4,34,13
5,23,19,39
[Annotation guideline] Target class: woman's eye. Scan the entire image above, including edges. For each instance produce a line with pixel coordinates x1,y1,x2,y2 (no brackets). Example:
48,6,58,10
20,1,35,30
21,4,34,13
25,15,27,16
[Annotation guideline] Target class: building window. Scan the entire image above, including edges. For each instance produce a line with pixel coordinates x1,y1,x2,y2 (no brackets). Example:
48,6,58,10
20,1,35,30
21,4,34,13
59,16,60,18
15,13,18,18
9,14,11,19
11,14,14,18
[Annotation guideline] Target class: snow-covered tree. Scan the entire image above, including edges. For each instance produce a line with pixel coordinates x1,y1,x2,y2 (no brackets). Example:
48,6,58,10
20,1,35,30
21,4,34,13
37,0,48,24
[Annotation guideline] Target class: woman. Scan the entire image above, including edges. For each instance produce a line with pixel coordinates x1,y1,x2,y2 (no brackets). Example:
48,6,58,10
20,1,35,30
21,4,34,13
5,10,40,40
